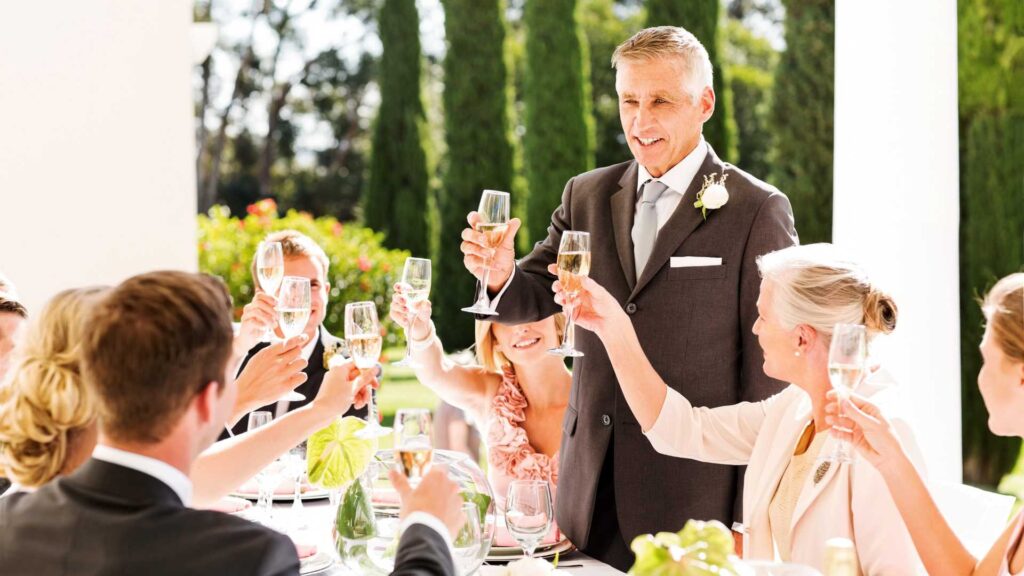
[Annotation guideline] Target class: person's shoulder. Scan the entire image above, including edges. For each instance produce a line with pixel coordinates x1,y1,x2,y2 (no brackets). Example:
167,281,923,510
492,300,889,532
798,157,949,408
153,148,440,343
721,162,785,202
173,508,300,572
570,159,635,190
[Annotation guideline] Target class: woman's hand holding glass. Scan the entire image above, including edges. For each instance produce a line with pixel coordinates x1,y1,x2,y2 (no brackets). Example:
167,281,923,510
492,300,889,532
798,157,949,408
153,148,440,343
548,263,628,337
312,356,376,418
825,391,907,474
390,284,433,342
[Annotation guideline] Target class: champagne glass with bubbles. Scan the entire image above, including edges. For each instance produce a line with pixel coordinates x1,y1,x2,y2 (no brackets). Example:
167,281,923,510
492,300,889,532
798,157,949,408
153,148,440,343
462,190,510,316
394,258,431,367
276,277,311,402
548,231,590,357
505,480,553,559
345,302,391,439
824,323,867,463
394,408,432,486
256,241,284,341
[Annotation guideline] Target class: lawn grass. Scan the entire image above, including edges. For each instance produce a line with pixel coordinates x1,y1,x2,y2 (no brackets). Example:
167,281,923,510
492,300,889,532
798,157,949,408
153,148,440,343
377,346,440,428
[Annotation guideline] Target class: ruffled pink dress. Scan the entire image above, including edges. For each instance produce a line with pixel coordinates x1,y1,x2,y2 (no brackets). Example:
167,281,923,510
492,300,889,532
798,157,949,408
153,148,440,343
485,366,560,506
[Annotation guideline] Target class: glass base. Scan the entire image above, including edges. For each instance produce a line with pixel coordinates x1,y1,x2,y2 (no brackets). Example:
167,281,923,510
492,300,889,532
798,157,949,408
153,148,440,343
461,302,498,316
547,346,584,358
355,423,393,439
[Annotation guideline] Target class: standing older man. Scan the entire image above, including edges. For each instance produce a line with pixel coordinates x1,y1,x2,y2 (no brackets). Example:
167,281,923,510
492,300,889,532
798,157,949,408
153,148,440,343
461,27,797,570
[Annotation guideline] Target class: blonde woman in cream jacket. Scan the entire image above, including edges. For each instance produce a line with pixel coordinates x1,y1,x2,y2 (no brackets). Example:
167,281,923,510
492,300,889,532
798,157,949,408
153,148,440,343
549,243,925,574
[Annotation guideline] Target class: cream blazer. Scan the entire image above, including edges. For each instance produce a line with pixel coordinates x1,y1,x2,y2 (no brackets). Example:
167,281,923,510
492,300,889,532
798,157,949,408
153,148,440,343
644,373,924,575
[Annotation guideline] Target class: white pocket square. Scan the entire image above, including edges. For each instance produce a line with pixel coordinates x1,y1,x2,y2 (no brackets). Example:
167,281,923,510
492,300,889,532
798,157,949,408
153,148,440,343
670,256,723,268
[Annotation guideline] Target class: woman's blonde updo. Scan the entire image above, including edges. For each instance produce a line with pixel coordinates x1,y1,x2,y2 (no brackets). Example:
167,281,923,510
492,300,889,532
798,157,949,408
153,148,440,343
0,287,106,488
757,244,898,342
982,273,1024,365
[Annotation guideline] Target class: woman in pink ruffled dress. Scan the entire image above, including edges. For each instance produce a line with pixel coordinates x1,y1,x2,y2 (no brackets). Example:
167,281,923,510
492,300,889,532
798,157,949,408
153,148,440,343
390,287,570,509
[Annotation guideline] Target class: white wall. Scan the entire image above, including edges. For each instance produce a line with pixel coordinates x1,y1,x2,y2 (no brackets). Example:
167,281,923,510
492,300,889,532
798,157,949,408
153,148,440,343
833,0,962,482
0,1,198,313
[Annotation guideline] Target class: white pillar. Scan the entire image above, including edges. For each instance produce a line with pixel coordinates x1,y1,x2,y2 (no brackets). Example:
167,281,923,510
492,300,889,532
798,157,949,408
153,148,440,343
0,1,199,313
833,1,961,482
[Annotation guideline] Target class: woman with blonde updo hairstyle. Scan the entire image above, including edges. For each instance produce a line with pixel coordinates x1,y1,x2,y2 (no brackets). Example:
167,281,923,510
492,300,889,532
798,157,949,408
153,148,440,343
829,272,1024,576
0,287,105,492
553,243,924,574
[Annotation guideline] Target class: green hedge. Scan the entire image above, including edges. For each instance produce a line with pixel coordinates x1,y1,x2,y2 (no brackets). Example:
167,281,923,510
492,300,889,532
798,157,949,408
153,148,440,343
198,200,409,346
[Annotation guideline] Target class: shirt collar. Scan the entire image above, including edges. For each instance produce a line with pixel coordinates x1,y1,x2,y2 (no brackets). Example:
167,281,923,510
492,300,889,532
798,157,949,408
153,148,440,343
92,444,193,506
636,137,708,197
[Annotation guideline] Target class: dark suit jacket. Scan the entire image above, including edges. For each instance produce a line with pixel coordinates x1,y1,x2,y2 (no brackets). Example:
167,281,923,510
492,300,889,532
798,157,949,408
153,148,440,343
0,459,299,576
225,327,368,437
494,148,798,549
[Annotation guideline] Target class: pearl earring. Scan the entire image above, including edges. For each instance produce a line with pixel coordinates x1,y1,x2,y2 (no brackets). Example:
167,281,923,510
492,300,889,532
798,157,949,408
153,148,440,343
794,351,802,357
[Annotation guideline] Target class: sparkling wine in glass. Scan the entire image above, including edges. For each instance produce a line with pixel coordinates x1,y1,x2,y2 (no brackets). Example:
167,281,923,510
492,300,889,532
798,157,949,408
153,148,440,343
505,480,553,559
345,301,391,439
453,502,483,575
394,258,431,367
276,277,311,402
394,408,433,485
548,231,591,358
256,241,284,340
462,190,510,317
824,323,867,463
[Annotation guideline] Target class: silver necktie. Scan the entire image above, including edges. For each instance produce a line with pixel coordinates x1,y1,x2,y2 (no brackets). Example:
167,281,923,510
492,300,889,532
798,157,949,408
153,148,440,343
632,179,670,279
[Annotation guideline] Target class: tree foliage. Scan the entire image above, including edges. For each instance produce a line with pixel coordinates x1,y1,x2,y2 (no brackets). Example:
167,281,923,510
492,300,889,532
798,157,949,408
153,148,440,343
722,18,777,178
365,0,434,252
522,0,595,246
768,0,833,244
958,0,1024,488
436,0,516,349
646,0,738,163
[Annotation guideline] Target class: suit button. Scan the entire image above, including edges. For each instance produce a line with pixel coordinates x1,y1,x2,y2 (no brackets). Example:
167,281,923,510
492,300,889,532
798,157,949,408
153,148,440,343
625,302,637,315
601,414,612,426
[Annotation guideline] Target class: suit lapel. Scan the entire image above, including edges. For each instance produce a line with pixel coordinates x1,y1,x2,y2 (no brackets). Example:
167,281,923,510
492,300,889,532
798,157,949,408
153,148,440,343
610,161,640,290
630,148,726,301
790,434,843,532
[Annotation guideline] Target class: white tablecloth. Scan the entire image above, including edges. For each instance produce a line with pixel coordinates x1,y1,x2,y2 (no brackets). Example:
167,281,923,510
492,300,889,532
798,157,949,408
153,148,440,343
270,498,625,575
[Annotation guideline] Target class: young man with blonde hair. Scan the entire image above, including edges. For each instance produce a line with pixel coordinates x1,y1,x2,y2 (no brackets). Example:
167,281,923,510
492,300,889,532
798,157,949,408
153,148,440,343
460,26,798,569
0,271,463,575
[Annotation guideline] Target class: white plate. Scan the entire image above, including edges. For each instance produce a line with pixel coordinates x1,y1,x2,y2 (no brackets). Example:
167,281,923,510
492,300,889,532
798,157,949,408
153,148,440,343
299,550,334,575
486,539,574,562
230,489,330,502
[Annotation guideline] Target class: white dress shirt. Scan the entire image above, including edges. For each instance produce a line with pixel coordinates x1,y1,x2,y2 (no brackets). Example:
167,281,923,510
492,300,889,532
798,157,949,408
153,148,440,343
492,137,709,302
92,444,193,506
635,137,708,232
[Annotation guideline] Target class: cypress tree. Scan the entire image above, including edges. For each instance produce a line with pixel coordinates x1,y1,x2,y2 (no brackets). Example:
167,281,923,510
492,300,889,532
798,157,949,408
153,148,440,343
437,0,516,350
958,0,1024,487
646,0,738,163
365,0,433,252
768,0,834,244
522,0,595,247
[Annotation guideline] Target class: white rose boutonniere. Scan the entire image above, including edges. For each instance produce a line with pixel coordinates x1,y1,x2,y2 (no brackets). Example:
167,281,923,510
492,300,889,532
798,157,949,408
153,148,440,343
693,173,729,220
495,557,569,576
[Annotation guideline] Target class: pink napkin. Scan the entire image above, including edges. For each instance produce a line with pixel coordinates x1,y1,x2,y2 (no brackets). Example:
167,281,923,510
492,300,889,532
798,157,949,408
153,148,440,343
371,490,401,506
493,523,561,548
293,542,318,559
204,496,252,514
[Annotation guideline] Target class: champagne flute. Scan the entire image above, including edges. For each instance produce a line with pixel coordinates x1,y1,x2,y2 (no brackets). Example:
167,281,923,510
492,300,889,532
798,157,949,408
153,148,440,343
277,276,311,402
256,241,284,341
824,323,867,463
505,480,553,559
453,502,483,575
393,408,433,486
548,231,591,357
345,301,391,439
248,411,276,523
394,258,432,367
286,440,308,532
462,190,510,316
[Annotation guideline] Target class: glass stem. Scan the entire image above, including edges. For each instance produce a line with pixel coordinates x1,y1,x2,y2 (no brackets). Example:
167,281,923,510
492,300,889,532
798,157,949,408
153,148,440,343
562,298,576,351
478,264,492,307
403,312,414,361
366,379,378,426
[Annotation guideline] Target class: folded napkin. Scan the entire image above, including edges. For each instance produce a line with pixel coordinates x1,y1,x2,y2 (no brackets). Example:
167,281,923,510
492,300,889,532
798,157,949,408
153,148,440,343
293,542,318,560
204,496,252,514
493,523,561,548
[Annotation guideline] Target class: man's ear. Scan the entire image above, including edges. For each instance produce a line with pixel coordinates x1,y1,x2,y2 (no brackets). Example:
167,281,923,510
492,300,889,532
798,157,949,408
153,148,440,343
700,86,716,121
193,381,222,425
